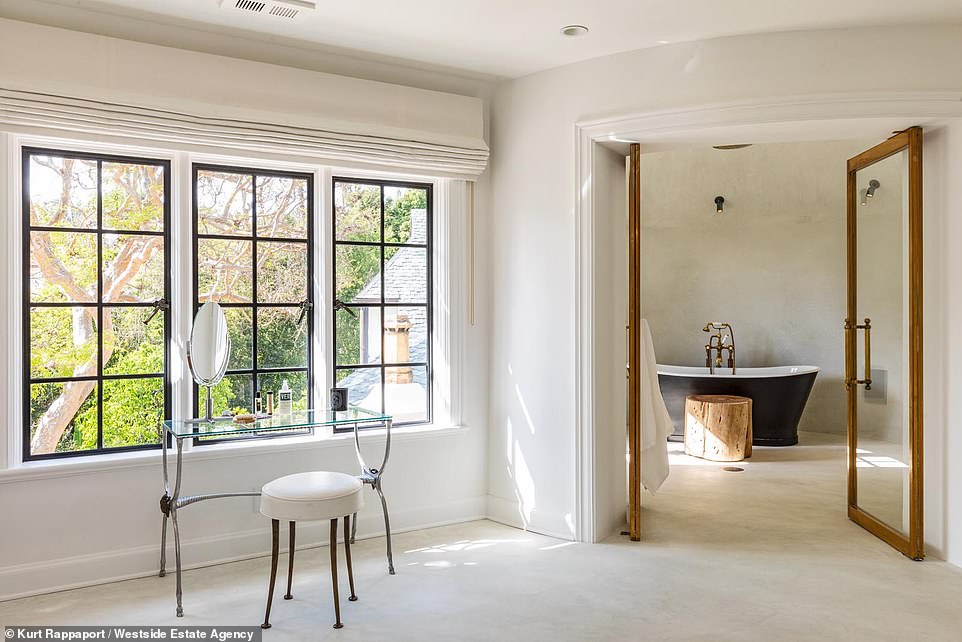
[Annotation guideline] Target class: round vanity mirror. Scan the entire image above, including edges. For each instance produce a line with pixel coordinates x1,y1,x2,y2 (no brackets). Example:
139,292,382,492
187,302,231,422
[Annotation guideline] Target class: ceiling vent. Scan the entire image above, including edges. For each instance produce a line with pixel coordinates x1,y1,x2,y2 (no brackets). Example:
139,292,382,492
219,0,315,20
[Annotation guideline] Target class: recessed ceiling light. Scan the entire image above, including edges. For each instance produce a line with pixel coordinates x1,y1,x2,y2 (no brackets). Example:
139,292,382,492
561,25,589,37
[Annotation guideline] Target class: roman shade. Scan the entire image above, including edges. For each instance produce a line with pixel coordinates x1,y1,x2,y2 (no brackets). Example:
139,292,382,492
0,19,488,179
0,88,488,178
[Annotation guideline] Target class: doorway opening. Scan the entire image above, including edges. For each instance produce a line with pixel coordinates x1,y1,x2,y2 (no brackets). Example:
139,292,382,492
579,104,959,556
628,135,921,557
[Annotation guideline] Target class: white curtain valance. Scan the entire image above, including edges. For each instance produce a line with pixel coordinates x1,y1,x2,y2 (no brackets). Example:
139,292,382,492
0,88,489,178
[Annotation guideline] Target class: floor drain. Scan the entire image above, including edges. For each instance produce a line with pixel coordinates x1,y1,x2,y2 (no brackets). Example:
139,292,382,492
722,466,744,472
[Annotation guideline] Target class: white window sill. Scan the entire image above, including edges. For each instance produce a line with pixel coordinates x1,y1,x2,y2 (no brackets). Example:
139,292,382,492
0,422,469,484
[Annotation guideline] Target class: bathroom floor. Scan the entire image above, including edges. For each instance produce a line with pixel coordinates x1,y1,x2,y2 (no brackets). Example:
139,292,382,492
3,432,961,641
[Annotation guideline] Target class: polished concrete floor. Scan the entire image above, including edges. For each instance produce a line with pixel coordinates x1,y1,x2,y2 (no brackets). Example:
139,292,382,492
3,432,962,640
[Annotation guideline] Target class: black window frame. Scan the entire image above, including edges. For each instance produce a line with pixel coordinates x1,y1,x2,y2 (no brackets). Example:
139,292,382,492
22,147,172,462
191,163,315,444
332,176,434,430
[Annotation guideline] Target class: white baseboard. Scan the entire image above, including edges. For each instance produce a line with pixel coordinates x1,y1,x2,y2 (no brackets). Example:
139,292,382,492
0,495,486,603
484,495,575,541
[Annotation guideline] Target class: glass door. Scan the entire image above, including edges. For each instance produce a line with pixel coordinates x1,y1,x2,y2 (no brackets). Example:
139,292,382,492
845,127,923,559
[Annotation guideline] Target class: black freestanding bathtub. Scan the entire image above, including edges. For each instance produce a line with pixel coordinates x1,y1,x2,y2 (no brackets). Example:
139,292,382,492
657,365,819,446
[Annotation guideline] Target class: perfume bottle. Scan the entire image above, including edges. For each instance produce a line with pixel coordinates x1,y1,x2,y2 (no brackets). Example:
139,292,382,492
255,390,263,415
266,391,274,415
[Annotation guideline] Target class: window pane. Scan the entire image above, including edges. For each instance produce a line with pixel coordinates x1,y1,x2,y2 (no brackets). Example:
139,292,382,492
257,371,308,412
335,182,380,242
257,176,308,239
104,307,164,375
336,306,380,366
224,307,253,371
384,187,428,244
257,241,308,303
102,162,165,232
202,374,253,417
383,307,428,364
102,233,165,302
28,156,97,229
103,377,163,447
384,247,427,304
29,231,97,302
30,307,98,380
385,365,429,423
197,238,253,302
30,381,98,455
336,245,380,303
336,367,381,411
257,307,308,369
196,170,253,236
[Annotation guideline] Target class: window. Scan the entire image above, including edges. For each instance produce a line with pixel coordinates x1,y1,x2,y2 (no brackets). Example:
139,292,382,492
22,149,170,460
192,165,313,424
333,178,432,425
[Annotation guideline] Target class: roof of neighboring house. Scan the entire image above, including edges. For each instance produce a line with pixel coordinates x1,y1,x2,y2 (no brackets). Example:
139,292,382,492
354,209,427,304
339,208,429,405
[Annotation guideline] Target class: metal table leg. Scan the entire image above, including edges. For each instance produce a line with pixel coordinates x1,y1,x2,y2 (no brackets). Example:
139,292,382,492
159,433,169,578
352,418,395,574
172,437,185,617
159,432,261,617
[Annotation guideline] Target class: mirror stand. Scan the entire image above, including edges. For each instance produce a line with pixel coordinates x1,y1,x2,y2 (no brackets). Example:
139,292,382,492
182,384,230,425
185,332,232,424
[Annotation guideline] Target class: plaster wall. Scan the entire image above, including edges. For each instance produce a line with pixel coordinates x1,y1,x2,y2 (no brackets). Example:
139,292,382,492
639,140,905,439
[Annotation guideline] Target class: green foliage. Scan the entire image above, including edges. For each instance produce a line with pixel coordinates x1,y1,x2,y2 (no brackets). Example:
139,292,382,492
30,163,426,456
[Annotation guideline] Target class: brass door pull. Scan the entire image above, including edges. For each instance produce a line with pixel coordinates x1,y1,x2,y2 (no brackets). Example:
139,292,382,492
845,317,872,390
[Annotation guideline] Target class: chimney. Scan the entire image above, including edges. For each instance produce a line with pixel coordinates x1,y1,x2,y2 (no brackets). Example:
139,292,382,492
384,313,413,384
409,208,427,244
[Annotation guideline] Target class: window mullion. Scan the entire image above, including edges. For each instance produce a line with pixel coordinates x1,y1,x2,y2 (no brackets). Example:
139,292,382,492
96,159,104,451
251,173,259,413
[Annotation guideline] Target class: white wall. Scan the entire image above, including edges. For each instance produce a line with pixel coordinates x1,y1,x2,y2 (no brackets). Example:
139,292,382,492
488,25,962,559
0,20,495,601
590,145,628,541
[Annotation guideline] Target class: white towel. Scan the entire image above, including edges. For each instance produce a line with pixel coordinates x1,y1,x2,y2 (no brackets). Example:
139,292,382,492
641,319,674,493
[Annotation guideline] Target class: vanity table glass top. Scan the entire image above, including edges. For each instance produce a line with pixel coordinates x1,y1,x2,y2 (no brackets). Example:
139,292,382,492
163,407,391,439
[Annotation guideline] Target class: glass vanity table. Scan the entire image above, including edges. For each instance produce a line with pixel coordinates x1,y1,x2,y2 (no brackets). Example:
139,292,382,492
159,407,394,617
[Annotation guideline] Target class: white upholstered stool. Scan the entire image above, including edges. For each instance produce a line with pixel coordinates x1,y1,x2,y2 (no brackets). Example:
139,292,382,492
259,471,364,630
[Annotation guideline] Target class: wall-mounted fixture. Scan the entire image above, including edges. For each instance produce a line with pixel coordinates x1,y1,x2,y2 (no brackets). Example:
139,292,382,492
560,25,589,37
712,144,753,150
860,179,881,206
714,196,725,214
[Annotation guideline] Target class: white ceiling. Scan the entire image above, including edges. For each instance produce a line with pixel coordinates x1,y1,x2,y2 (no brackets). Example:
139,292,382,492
4,0,962,79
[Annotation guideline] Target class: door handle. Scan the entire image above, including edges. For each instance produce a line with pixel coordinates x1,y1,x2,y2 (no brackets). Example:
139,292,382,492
845,317,872,390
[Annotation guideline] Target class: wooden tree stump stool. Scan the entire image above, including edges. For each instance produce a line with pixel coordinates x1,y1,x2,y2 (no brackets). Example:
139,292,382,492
684,395,753,462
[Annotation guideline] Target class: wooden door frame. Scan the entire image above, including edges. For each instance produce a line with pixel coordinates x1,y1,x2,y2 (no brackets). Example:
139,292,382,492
845,127,924,559
627,143,642,540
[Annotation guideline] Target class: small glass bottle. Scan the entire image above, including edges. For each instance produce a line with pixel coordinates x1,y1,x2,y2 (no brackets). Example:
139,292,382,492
266,391,274,415
255,390,263,415
277,380,293,416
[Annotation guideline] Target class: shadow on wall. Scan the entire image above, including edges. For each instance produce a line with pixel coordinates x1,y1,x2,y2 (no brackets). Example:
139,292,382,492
501,362,576,538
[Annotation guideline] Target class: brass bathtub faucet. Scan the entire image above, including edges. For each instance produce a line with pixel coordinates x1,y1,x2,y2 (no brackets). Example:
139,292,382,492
703,322,736,374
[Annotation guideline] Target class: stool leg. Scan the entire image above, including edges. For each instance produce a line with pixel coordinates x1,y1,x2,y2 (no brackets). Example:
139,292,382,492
350,511,357,544
284,521,295,600
261,519,280,630
330,518,343,629
344,515,357,601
